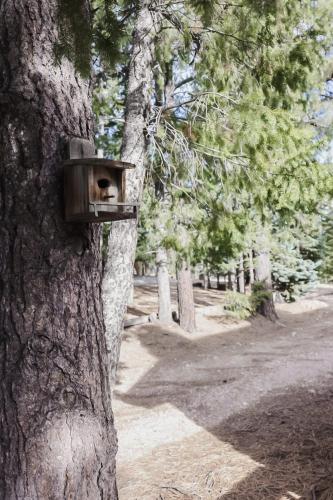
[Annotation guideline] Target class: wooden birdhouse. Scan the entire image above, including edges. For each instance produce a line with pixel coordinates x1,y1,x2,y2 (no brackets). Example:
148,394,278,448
64,138,138,223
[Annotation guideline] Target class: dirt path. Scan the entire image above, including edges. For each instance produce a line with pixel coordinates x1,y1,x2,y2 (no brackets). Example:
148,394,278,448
113,286,333,500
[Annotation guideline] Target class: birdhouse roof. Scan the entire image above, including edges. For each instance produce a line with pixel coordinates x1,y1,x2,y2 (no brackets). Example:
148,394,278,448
63,158,135,170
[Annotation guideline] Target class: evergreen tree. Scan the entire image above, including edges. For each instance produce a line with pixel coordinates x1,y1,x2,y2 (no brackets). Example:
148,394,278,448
320,207,333,281
95,1,333,339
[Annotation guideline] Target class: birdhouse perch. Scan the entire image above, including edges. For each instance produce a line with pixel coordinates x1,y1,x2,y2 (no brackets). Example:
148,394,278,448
64,138,138,223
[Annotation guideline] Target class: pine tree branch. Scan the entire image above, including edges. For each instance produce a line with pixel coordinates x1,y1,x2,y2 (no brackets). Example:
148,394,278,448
161,97,198,111
174,76,194,90
201,27,258,46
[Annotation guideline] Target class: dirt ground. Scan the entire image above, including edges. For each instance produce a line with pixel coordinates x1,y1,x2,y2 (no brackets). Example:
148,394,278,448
113,284,333,500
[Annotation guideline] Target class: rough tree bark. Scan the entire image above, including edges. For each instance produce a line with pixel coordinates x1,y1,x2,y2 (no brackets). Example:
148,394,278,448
177,261,196,333
127,274,134,306
0,1,117,498
237,254,245,294
156,247,173,324
255,228,278,321
102,1,158,382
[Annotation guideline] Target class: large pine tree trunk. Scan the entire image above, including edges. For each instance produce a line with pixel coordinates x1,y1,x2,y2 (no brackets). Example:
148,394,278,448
156,248,173,323
255,229,278,321
0,2,117,498
102,2,157,382
177,261,196,333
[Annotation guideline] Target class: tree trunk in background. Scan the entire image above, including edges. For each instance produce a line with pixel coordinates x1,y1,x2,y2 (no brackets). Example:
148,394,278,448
102,2,157,382
237,254,245,294
256,250,271,285
156,248,173,323
204,275,208,289
248,250,255,293
200,272,208,290
0,1,117,498
177,261,196,333
255,229,278,321
228,269,237,291
134,261,144,276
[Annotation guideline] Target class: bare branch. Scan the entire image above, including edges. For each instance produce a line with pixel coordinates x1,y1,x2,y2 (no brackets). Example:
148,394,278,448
174,76,194,90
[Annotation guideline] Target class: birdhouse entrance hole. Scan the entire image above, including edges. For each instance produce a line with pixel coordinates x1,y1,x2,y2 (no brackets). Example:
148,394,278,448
98,178,111,189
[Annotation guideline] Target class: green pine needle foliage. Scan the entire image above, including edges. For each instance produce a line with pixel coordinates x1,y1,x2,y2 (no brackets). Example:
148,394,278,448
250,282,273,311
223,291,254,320
56,0,93,77
88,0,333,289
56,0,134,76
319,208,333,282
271,216,321,301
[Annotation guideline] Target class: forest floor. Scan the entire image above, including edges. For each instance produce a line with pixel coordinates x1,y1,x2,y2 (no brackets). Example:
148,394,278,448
113,283,333,500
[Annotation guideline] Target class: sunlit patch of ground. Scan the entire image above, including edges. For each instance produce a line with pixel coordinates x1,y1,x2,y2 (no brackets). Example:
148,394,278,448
114,286,333,499
276,299,328,315
117,426,262,499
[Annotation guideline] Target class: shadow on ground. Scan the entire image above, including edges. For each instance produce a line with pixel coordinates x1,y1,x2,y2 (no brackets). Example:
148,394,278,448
116,293,333,499
214,385,333,499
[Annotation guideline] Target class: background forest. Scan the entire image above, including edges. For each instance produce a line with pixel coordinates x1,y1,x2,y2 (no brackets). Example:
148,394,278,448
92,0,333,314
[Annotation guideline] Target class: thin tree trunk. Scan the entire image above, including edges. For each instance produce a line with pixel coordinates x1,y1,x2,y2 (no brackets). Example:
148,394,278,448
200,272,208,290
134,261,144,276
248,249,255,293
0,1,117,498
228,268,237,291
237,254,245,294
156,248,173,323
256,250,272,285
255,228,278,321
102,2,158,382
177,261,196,333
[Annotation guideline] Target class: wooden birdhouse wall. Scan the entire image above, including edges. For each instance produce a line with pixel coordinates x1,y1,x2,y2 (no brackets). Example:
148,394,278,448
64,162,89,221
